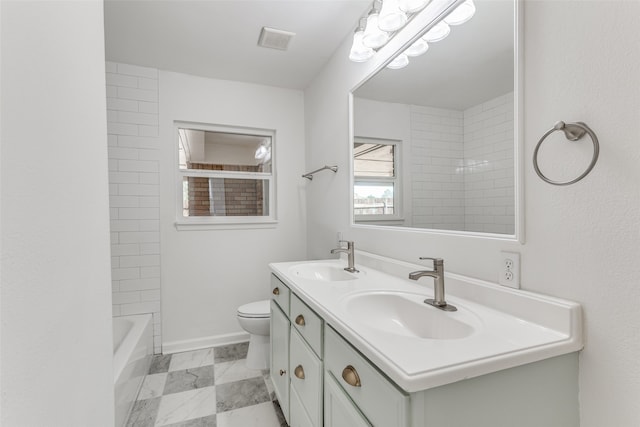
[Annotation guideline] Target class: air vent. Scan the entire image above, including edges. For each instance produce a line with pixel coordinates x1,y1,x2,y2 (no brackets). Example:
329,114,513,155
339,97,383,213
257,27,295,51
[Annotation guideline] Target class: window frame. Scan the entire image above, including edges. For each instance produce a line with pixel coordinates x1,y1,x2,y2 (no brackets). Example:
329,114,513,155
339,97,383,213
174,122,277,230
353,136,403,223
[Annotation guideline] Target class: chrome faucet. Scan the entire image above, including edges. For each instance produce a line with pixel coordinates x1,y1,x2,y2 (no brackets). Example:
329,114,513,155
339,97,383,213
409,257,457,312
330,240,359,273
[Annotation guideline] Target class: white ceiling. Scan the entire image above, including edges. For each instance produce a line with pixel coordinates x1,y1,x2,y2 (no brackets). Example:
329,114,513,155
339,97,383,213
104,0,371,90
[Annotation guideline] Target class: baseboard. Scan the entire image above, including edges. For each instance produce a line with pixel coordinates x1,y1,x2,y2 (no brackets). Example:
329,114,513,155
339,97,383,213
162,331,251,355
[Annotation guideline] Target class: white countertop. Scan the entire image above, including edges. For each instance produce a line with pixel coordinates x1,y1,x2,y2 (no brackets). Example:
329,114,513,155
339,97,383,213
270,251,583,393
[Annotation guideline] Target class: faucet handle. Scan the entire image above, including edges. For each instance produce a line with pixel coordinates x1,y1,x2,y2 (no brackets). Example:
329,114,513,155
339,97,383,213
339,240,354,248
419,257,443,265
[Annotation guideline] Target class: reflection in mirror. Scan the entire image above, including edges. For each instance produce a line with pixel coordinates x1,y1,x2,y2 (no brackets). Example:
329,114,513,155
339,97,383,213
352,0,517,236
178,127,272,218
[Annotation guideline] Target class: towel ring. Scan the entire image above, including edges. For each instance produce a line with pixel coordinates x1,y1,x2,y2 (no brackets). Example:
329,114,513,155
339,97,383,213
533,121,599,186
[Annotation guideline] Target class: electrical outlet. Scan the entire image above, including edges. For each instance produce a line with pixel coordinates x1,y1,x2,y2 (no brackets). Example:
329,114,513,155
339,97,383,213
499,251,520,289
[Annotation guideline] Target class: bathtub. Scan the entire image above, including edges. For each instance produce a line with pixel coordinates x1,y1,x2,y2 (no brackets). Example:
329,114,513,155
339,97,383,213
113,314,153,427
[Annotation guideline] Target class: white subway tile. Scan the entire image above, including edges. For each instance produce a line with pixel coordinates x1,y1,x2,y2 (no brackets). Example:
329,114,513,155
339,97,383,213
138,101,158,114
109,208,119,220
112,305,121,316
111,257,120,268
118,183,158,196
118,207,159,220
117,63,158,79
118,135,159,149
111,244,140,256
141,289,161,302
112,267,141,280
119,278,161,292
140,243,160,255
117,86,158,102
138,149,160,161
106,62,117,73
138,125,159,137
110,195,140,208
106,72,138,88
109,172,139,184
108,147,139,160
117,111,159,126
120,301,161,316
107,122,138,136
137,77,158,91
139,220,160,231
106,85,117,98
141,266,161,278
108,134,118,147
119,254,160,268
119,231,159,244
110,219,139,232
107,97,138,112
112,291,141,305
139,173,159,185
107,109,118,123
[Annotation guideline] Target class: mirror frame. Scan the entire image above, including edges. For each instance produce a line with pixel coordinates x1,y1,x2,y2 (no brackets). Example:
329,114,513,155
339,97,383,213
349,0,524,242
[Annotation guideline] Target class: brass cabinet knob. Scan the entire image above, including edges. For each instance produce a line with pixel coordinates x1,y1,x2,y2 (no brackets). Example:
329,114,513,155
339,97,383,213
279,369,286,376
272,287,280,295
294,365,305,379
341,365,361,387
295,314,306,326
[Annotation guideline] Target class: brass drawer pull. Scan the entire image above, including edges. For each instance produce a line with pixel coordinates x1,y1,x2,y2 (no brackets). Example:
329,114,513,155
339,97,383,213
342,365,361,387
294,365,305,379
279,369,286,376
295,314,306,326
272,287,280,295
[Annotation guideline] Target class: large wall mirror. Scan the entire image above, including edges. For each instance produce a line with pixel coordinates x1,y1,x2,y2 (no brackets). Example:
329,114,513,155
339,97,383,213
351,0,521,239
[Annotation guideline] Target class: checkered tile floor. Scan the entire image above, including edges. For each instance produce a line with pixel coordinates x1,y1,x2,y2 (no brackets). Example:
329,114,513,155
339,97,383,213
126,342,287,427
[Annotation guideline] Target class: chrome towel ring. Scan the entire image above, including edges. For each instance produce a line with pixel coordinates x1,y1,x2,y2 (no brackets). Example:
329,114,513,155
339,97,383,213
533,121,600,186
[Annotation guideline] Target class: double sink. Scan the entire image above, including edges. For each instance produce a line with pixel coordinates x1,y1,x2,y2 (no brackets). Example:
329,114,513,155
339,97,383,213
271,251,583,392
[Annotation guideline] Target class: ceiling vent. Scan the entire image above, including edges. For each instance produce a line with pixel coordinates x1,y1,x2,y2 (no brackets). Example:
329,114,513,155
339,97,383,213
258,27,295,51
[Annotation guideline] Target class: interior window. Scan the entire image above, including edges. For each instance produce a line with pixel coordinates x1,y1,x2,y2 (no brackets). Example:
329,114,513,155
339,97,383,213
354,138,400,220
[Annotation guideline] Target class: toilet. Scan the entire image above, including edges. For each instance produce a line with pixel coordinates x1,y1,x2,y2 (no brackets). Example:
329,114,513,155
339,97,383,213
237,299,271,370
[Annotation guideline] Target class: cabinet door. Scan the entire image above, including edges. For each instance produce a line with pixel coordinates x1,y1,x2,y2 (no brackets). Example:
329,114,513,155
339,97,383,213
270,301,290,424
290,385,315,427
324,372,371,427
289,329,323,427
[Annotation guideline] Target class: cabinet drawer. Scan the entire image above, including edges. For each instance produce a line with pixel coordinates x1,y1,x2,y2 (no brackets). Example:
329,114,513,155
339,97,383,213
325,327,409,427
270,274,290,316
290,329,323,427
290,294,323,357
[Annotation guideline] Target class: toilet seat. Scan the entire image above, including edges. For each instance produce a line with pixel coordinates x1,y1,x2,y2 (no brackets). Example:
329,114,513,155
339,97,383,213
237,299,270,318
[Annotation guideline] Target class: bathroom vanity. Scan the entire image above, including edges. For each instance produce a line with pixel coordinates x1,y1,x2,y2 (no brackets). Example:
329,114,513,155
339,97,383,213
269,251,583,427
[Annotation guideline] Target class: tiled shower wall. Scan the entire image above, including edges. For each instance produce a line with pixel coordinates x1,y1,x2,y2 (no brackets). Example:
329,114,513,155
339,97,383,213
409,92,515,233
463,92,515,234
410,105,465,230
106,62,162,353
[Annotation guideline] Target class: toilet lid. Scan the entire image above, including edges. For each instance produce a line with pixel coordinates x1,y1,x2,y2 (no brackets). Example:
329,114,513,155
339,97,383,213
237,299,270,318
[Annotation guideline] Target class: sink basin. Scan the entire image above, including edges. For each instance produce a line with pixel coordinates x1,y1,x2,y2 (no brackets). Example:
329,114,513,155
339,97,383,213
344,291,477,340
289,263,359,282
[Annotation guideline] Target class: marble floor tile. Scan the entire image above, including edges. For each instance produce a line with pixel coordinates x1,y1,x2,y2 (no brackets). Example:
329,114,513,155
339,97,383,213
214,359,262,385
272,400,287,427
213,342,248,364
162,414,217,427
149,354,172,374
169,348,215,372
215,377,270,413
155,387,216,427
139,373,168,400
126,396,161,427
216,402,281,427
164,365,215,395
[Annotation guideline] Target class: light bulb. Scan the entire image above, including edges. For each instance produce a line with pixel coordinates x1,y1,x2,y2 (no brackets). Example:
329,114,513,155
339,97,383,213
349,30,375,62
423,21,450,42
444,0,476,26
362,12,390,49
387,53,409,69
378,0,408,32
405,38,429,57
398,0,430,13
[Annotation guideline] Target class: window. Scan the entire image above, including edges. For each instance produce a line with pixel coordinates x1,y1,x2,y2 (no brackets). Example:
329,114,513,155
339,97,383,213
176,123,276,227
353,137,401,221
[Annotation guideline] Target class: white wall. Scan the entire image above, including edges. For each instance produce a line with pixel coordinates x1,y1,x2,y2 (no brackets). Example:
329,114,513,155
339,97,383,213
159,71,307,352
107,61,162,354
305,1,640,426
1,1,115,426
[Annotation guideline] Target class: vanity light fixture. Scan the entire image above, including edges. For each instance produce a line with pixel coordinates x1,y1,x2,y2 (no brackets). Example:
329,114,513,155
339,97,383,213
349,0,475,67
349,19,375,62
398,0,430,14
443,0,476,25
404,37,429,57
422,20,450,42
378,0,408,32
386,52,409,69
362,5,390,48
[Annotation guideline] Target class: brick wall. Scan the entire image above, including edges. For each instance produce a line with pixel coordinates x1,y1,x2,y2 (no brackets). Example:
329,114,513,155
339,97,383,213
186,163,264,217
106,61,162,353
